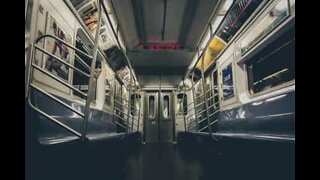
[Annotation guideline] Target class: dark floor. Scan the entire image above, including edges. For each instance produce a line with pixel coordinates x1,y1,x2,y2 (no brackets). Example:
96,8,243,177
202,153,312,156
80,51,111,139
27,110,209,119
26,134,294,180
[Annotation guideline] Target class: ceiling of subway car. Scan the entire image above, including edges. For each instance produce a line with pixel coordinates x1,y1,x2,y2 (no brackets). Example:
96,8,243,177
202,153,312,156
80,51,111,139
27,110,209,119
109,0,221,86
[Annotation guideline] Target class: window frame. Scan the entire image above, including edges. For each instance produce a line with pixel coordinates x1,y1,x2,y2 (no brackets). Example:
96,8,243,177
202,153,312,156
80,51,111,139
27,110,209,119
234,0,295,98
239,0,291,57
162,95,170,119
148,95,156,118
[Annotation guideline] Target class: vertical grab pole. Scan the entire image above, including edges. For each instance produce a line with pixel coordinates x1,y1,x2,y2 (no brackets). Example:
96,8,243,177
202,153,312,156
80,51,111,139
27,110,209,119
137,92,141,132
190,73,198,131
182,80,187,132
112,80,117,124
201,55,212,135
126,72,133,133
81,0,102,141
130,87,135,131
25,44,34,98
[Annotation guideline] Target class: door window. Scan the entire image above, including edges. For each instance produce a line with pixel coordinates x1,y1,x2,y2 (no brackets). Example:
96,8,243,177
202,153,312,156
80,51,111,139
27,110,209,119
163,95,170,118
149,96,155,118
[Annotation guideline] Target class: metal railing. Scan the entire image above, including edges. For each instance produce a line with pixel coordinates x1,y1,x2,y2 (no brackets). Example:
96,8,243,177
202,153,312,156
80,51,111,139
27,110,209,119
26,33,99,140
113,92,141,133
26,0,141,142
26,0,103,141
182,62,220,141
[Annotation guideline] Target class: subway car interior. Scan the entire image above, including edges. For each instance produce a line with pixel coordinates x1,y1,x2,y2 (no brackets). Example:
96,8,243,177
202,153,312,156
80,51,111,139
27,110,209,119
25,0,295,179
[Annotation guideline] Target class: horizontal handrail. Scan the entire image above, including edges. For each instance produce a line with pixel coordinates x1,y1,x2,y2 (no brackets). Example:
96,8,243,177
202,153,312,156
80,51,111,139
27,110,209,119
209,110,220,117
198,117,208,124
114,100,125,106
195,101,205,108
206,94,219,101
32,63,88,98
207,102,220,109
35,45,90,78
115,121,127,129
210,119,218,125
114,101,140,112
114,113,128,123
199,125,208,132
28,98,82,137
195,93,204,99
35,34,93,59
197,109,206,115
75,54,91,71
114,100,130,108
30,83,84,117
114,107,128,116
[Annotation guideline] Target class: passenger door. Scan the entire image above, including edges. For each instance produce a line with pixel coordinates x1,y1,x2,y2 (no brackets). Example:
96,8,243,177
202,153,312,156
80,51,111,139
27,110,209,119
144,92,159,143
159,92,174,143
144,91,175,143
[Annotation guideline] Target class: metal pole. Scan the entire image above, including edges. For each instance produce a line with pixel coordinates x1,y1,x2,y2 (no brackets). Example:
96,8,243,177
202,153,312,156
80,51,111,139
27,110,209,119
182,81,187,132
137,92,141,132
25,0,29,18
201,55,212,135
190,73,198,131
131,79,137,131
112,80,117,125
131,93,135,131
126,72,133,133
25,44,34,98
81,0,102,141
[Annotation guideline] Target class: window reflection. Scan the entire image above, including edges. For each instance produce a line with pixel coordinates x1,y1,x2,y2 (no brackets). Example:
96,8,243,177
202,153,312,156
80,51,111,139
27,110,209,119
131,94,141,116
177,94,187,115
149,96,155,118
163,96,170,118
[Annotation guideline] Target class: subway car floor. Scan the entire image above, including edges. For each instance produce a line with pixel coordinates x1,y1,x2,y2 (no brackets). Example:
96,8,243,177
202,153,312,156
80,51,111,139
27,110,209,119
26,133,294,180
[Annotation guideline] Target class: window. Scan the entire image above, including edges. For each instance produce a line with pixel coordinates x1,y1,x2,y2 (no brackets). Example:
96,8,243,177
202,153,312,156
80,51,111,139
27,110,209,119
246,26,295,94
105,77,113,107
163,96,170,118
130,94,141,116
177,94,187,115
149,96,155,118
222,63,234,100
240,0,290,55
